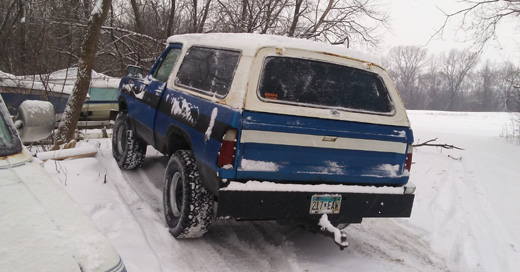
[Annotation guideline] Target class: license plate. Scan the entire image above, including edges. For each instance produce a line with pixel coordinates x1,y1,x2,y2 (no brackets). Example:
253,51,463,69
309,195,342,214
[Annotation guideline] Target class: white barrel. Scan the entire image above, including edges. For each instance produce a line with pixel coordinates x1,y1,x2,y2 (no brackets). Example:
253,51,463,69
16,100,55,142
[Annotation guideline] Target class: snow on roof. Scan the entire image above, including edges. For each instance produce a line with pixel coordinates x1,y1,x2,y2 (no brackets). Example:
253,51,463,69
0,68,120,94
166,33,380,65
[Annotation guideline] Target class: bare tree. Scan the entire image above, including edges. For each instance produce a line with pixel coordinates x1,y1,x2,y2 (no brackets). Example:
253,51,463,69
188,0,213,33
437,0,520,47
130,0,144,33
439,49,479,111
286,0,388,47
495,62,520,112
214,0,288,33
418,57,443,110
473,61,500,111
287,0,305,37
56,0,113,143
166,0,177,36
387,46,428,109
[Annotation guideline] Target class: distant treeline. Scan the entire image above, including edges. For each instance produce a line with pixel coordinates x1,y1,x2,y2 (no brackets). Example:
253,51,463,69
383,46,520,112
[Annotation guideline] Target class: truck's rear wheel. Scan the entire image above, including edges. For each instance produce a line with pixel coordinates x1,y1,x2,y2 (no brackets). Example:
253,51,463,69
112,112,146,169
163,150,213,238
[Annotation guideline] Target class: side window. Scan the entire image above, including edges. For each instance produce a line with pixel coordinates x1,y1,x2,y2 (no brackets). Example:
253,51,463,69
175,46,241,98
153,48,181,82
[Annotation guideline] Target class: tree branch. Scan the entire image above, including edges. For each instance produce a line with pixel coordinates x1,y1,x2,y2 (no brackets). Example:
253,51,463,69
413,138,465,150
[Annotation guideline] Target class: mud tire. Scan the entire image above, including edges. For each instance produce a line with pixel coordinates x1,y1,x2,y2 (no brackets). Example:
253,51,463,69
163,150,213,238
112,112,146,169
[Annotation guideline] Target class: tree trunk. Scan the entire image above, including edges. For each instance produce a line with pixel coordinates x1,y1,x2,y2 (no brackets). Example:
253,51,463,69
166,0,176,36
240,0,248,32
192,0,198,32
130,0,143,33
18,0,26,73
288,0,303,37
302,0,333,38
197,0,212,33
55,0,113,143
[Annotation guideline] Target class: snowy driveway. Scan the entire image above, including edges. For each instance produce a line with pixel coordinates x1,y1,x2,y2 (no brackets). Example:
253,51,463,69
43,111,520,272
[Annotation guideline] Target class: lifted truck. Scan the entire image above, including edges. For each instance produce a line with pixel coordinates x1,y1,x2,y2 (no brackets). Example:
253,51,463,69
112,33,415,248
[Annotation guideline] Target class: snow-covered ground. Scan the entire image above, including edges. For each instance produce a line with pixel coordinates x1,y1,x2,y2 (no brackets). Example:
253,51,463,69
42,111,520,272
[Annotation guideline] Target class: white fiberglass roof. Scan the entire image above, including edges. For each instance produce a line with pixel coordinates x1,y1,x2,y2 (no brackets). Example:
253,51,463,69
166,33,380,65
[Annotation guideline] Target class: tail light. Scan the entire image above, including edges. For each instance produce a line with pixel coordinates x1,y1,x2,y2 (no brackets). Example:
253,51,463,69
217,129,237,168
404,143,413,173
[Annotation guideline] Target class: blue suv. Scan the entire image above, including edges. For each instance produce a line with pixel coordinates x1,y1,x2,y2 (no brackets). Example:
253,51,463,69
112,33,415,246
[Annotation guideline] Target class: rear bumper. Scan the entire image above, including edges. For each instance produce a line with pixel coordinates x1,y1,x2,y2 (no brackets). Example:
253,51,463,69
217,181,415,224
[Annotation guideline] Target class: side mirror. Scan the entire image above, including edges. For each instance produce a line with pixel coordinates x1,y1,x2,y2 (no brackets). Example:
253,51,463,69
127,65,143,78
15,100,55,143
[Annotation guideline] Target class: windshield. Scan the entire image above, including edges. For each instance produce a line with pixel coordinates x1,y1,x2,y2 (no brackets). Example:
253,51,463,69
0,95,22,156
258,56,395,114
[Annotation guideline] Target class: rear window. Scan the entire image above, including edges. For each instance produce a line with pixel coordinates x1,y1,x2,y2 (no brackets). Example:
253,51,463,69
258,56,394,114
175,47,241,98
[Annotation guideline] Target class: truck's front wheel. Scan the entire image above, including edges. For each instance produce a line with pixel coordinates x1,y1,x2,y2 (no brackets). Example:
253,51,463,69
163,150,213,238
112,112,146,169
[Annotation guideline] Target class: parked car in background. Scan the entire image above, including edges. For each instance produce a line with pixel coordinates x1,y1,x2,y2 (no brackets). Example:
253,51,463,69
80,86,119,121
0,68,120,121
0,95,127,272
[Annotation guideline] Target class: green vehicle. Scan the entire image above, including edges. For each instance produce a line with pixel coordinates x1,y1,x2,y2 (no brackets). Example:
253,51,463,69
81,87,119,121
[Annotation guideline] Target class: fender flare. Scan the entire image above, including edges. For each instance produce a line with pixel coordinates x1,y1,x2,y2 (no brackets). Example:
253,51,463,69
164,125,192,156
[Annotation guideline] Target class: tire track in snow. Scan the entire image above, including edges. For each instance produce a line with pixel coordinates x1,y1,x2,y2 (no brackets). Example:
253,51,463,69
117,153,305,271
126,157,302,271
204,220,303,271
98,150,234,271
347,219,452,272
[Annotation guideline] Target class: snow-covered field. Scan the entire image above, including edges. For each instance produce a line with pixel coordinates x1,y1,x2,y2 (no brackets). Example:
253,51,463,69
43,111,520,272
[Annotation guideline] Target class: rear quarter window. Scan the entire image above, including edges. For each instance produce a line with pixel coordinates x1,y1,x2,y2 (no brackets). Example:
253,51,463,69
175,47,241,98
258,56,394,114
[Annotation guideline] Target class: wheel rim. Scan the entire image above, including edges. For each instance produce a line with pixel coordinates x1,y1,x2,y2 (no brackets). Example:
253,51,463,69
170,172,183,217
116,125,127,154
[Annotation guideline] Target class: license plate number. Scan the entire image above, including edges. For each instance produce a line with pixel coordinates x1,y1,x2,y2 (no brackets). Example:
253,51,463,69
309,195,341,214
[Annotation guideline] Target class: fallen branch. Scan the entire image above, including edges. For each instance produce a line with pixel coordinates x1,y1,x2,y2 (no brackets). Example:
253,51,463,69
413,138,464,150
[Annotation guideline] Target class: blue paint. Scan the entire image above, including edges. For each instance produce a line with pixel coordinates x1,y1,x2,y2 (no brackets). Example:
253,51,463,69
235,110,412,185
242,111,413,143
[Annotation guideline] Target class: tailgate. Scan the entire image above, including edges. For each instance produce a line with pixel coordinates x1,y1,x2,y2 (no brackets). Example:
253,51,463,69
235,111,413,185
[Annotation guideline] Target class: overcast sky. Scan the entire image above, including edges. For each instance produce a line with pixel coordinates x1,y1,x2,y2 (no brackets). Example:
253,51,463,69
378,0,520,64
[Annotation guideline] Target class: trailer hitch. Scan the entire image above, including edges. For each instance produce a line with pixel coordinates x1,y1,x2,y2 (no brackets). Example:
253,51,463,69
318,214,349,250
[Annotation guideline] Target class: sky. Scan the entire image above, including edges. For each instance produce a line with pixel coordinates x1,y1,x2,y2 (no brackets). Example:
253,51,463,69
378,0,520,64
